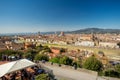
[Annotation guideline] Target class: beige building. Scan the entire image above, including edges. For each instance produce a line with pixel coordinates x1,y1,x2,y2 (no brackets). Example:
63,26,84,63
99,42,119,48
75,41,95,47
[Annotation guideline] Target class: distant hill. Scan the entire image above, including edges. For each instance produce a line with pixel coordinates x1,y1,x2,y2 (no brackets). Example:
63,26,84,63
1,28,120,36
67,28,120,34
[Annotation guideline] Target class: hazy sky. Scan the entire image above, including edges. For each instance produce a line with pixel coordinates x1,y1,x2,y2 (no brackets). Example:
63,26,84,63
0,0,120,33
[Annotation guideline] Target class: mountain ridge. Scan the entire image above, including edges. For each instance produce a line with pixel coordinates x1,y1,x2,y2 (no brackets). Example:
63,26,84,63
67,28,120,34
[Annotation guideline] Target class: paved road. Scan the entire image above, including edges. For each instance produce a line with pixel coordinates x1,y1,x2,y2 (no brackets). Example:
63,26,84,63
41,63,106,80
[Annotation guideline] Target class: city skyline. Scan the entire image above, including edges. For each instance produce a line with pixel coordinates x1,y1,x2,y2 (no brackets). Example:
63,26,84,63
0,0,120,33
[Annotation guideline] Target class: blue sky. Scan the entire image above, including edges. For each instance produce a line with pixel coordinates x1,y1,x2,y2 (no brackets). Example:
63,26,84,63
0,0,120,33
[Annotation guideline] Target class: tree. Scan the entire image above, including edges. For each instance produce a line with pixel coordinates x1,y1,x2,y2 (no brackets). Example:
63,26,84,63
24,50,37,60
36,44,43,51
34,54,49,61
59,56,73,65
83,56,103,71
24,52,34,60
36,45,51,53
0,50,21,55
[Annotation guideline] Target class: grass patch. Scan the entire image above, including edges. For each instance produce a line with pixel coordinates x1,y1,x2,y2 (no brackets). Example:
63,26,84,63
43,44,120,59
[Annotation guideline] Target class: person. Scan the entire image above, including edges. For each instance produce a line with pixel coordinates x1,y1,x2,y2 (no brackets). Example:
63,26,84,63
58,63,61,67
8,56,11,61
10,73,16,80
27,72,31,80
51,62,53,65
31,73,35,80
1,76,7,80
21,72,24,80
73,64,77,70
3,55,6,61
1,74,11,80
21,69,28,80
42,60,46,63
15,71,21,80
2,54,4,61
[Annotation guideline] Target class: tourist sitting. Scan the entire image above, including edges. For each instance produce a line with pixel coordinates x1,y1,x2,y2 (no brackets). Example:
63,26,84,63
9,73,16,80
21,69,29,80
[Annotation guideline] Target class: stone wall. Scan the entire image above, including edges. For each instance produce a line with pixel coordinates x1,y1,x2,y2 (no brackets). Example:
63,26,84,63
38,61,120,80
39,61,98,76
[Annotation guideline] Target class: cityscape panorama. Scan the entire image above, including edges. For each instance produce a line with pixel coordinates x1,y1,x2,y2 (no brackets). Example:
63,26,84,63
0,0,120,80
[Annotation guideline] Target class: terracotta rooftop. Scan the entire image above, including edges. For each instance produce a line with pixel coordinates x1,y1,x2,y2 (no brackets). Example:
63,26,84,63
0,61,9,65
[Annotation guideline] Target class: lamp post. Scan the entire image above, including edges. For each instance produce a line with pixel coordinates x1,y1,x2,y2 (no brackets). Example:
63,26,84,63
96,72,98,80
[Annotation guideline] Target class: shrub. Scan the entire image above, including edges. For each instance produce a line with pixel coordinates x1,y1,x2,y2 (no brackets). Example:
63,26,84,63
115,64,120,73
35,74,49,80
72,61,82,68
83,56,103,71
103,70,120,78
34,54,49,61
59,56,73,65
49,57,60,63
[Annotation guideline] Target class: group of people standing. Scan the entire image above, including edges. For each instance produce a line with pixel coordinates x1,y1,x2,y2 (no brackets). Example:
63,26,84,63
1,54,22,61
1,66,41,80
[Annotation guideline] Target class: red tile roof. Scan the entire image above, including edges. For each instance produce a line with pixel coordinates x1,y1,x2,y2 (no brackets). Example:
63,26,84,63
0,61,9,65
